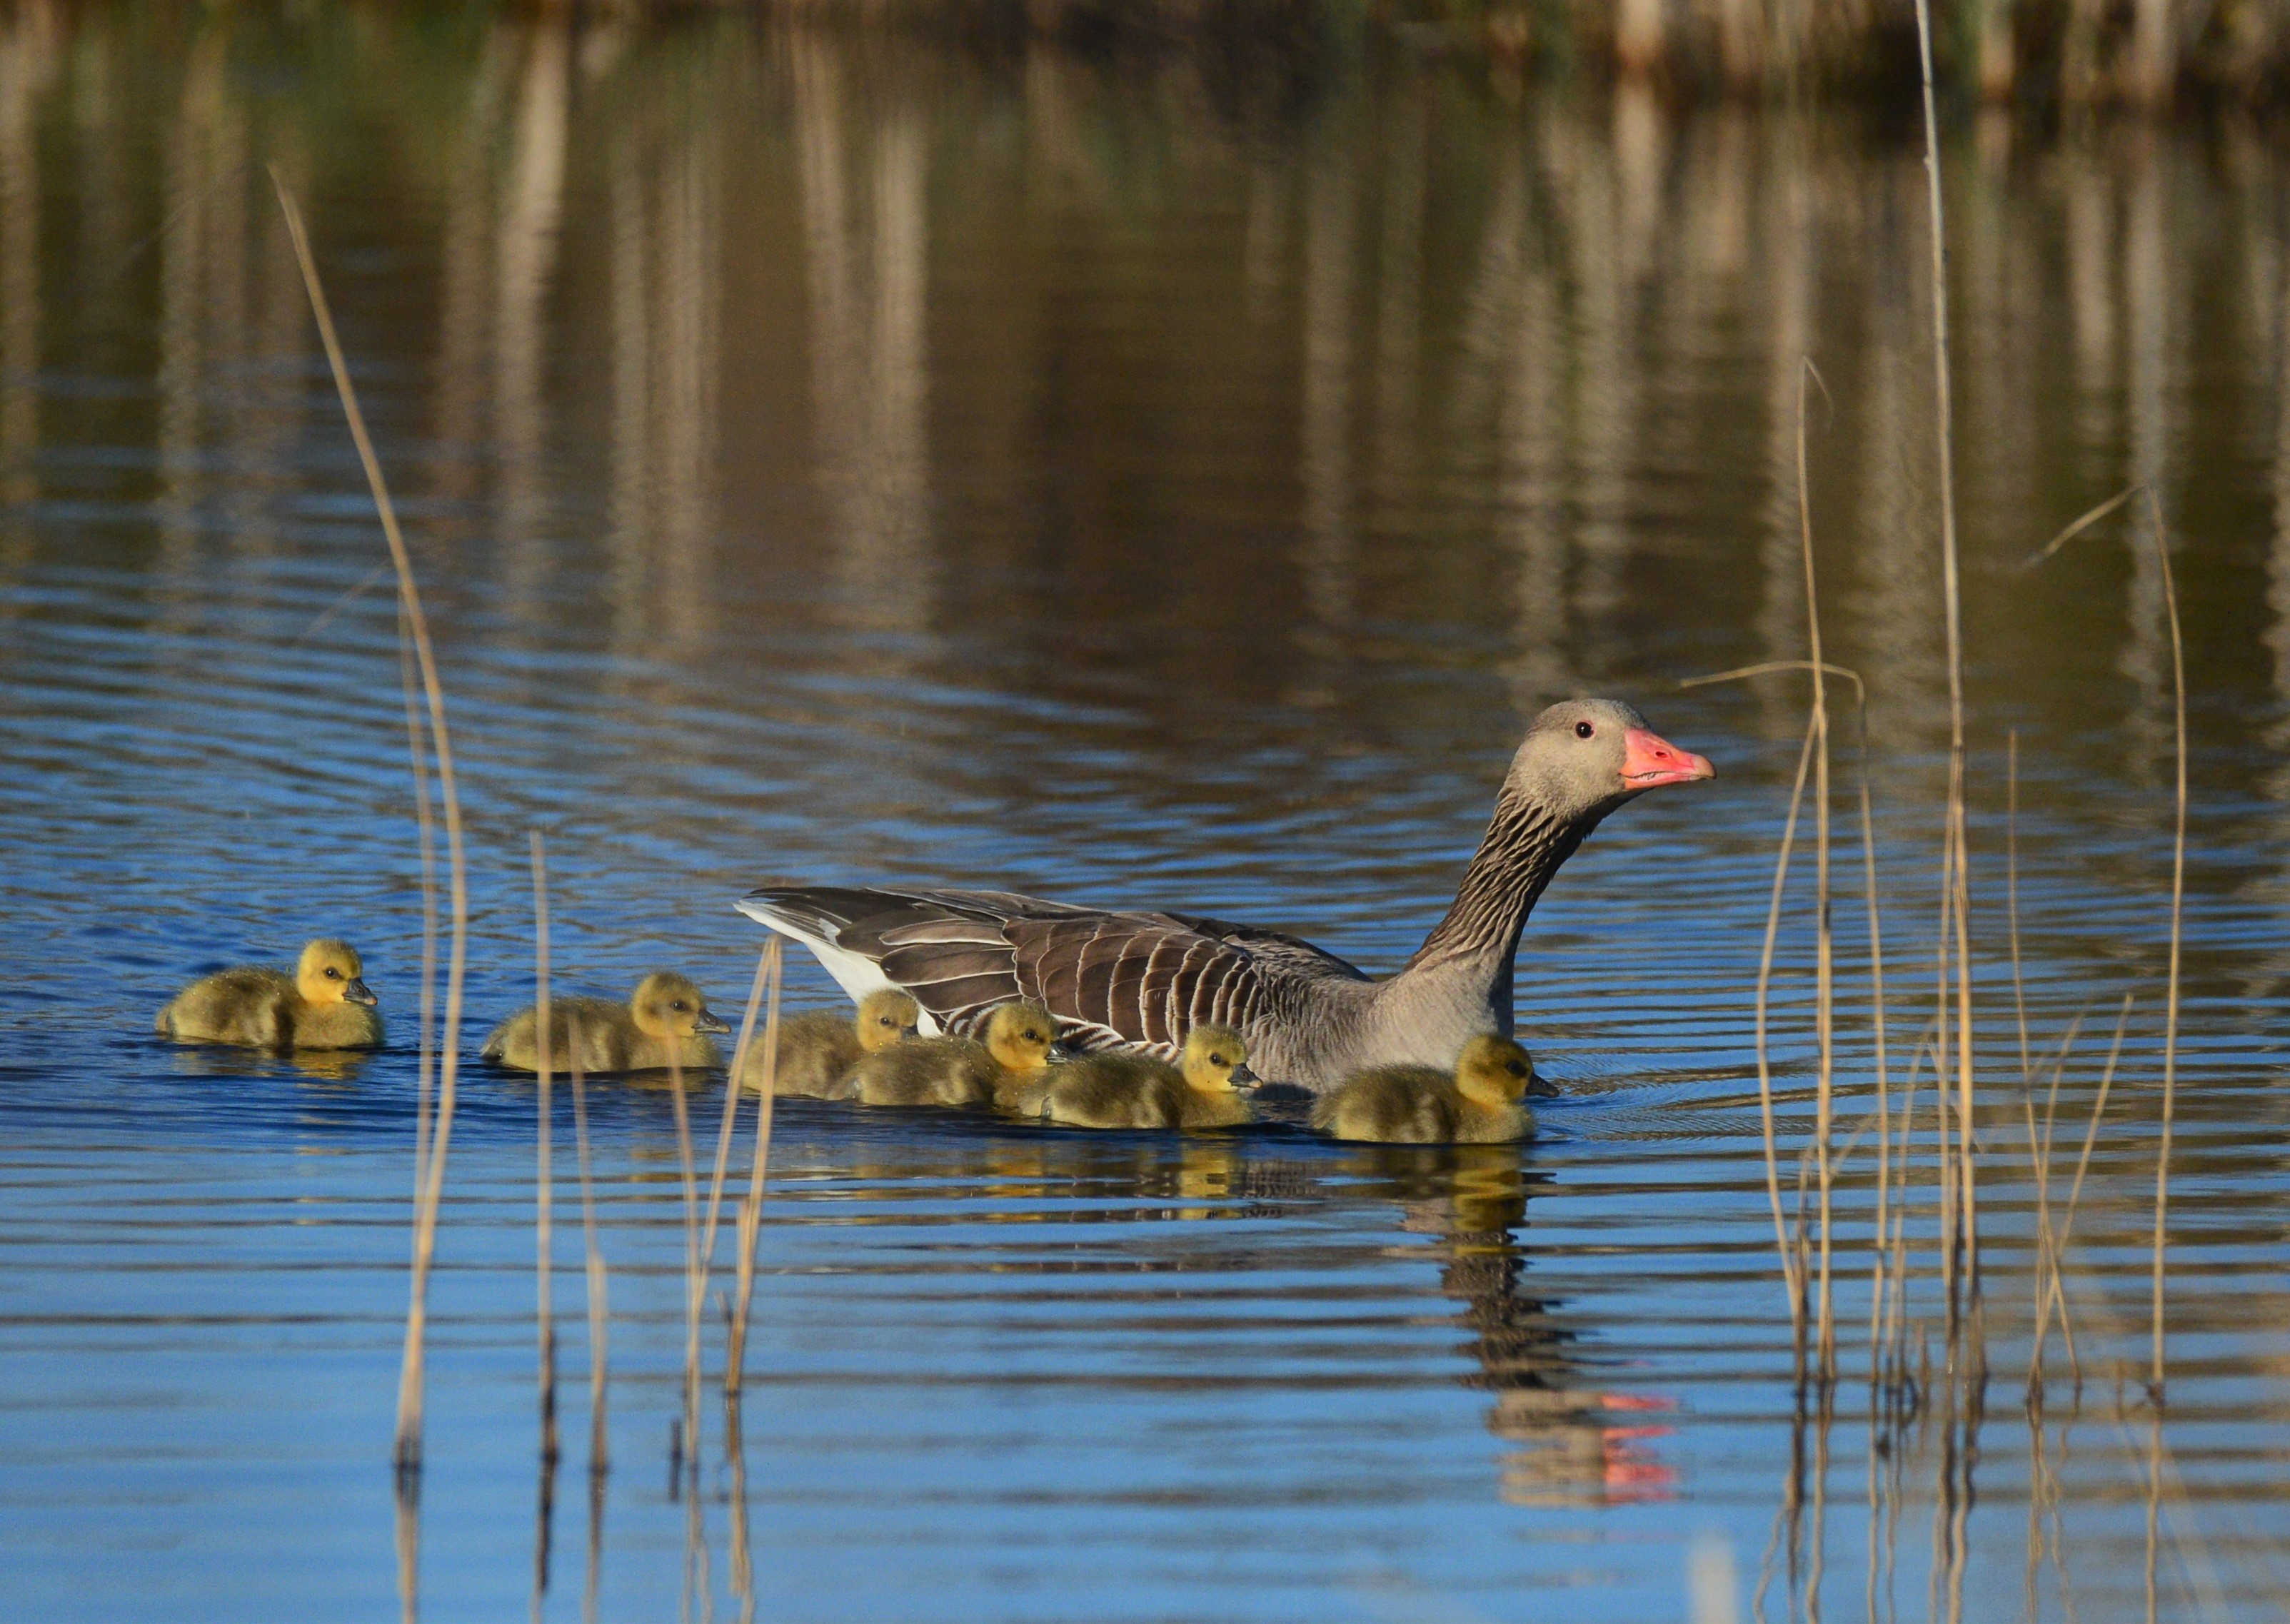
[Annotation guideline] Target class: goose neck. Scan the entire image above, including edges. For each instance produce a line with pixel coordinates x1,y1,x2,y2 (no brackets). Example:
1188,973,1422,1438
1398,783,1585,982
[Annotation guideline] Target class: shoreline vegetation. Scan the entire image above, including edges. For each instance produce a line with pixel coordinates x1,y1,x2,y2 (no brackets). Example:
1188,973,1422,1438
739,0,2290,109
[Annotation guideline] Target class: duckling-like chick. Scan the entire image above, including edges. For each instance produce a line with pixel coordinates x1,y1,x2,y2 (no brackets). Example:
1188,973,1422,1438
156,939,383,1051
739,988,919,1096
481,972,728,1076
1311,1034,1537,1144
844,999,1056,1108
1020,1024,1255,1130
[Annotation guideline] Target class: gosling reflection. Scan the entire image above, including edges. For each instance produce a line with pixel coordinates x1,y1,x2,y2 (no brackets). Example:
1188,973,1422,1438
1342,1144,1678,1508
162,1042,379,1087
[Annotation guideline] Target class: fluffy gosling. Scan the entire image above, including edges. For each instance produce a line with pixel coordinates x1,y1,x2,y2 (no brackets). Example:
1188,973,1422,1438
481,971,728,1076
739,988,920,1096
156,939,383,1051
844,999,1056,1108
1311,1034,1537,1144
1019,1024,1254,1130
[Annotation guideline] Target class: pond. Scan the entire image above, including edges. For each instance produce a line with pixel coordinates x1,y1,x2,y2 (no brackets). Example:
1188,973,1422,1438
0,8,2284,1620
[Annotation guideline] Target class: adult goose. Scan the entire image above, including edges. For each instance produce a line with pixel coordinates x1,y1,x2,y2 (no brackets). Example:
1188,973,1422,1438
738,698,1711,1091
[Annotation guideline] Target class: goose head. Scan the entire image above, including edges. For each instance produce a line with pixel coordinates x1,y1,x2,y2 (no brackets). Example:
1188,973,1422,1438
1506,698,1713,825
1178,1024,1249,1094
1455,1033,1537,1108
856,988,921,1052
631,972,730,1040
297,939,376,1007
983,1000,1058,1079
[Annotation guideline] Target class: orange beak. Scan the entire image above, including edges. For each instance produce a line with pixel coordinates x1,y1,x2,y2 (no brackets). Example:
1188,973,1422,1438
1620,727,1715,789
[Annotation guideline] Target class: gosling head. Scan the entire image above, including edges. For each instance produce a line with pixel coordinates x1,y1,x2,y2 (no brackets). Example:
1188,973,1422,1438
630,972,730,1039
983,1000,1058,1078
1506,698,1714,827
297,939,376,1007
1178,1024,1249,1094
1455,1034,1537,1108
856,989,921,1052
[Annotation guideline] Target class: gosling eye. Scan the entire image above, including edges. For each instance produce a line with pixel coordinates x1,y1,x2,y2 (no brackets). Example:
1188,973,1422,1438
1210,1053,1228,1067
1575,720,1595,740
1509,1061,1530,1077
671,999,689,1012
1024,1029,1043,1043
323,967,342,979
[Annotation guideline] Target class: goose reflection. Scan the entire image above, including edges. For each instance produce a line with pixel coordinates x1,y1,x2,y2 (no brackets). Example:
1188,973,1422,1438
1337,1143,1677,1508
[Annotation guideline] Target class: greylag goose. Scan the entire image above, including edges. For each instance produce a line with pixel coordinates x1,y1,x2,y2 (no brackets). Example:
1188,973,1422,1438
844,999,1057,1107
156,938,383,1051
1013,1023,1254,1130
1311,1033,1537,1144
739,987,919,1096
738,697,1710,1091
481,971,729,1075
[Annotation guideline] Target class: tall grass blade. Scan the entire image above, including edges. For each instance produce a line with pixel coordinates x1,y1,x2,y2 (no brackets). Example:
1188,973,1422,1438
728,941,785,1392
1910,0,1978,1351
270,170,470,1482
2144,488,2186,1405
532,832,559,1472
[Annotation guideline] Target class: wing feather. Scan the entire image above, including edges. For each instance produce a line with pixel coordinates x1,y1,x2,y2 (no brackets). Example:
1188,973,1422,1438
740,884,1366,1059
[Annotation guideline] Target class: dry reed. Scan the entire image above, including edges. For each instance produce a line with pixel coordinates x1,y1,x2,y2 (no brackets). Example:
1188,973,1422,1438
1794,361,1839,1383
1910,0,1979,1356
531,833,560,1472
571,1039,610,1478
271,170,471,1482
2029,994,2134,1392
727,940,785,1392
701,950,778,1303
665,1042,704,1477
2024,484,2189,1403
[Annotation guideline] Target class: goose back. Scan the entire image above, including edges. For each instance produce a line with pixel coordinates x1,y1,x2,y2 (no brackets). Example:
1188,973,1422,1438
741,886,1373,1079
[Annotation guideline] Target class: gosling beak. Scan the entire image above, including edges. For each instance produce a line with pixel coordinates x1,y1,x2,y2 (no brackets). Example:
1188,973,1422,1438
900,1025,920,1040
1045,1042,1079,1065
1620,727,1716,790
693,1009,731,1035
344,979,378,1007
1231,1062,1262,1088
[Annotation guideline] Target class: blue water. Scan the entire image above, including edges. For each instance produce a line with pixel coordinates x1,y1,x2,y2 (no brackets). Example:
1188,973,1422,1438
0,11,2286,1620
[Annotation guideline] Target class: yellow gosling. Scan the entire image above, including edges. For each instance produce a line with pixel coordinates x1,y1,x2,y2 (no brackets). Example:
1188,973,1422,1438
1024,1025,1254,1130
845,999,1056,1109
481,971,728,1076
156,939,383,1051
740,988,919,1097
1311,1034,1537,1145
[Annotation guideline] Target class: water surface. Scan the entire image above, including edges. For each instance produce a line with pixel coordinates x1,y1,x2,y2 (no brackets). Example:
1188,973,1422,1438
0,10,2286,1620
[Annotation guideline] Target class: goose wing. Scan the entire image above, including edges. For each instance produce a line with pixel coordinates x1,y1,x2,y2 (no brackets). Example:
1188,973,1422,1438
738,885,1366,1056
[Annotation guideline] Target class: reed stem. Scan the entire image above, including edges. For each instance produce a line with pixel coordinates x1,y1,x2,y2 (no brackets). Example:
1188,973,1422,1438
1910,0,1978,1350
728,941,785,1393
700,950,776,1301
1757,718,1819,1378
2145,490,2186,1405
272,171,470,1481
571,1041,609,1476
531,833,559,1471
665,1045,703,1475
1797,359,1837,1383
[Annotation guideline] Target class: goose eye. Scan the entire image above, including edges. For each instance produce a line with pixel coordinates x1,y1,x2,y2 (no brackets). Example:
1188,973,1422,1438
1210,1054,1227,1066
1575,721,1595,739
671,999,688,1012
324,967,341,979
